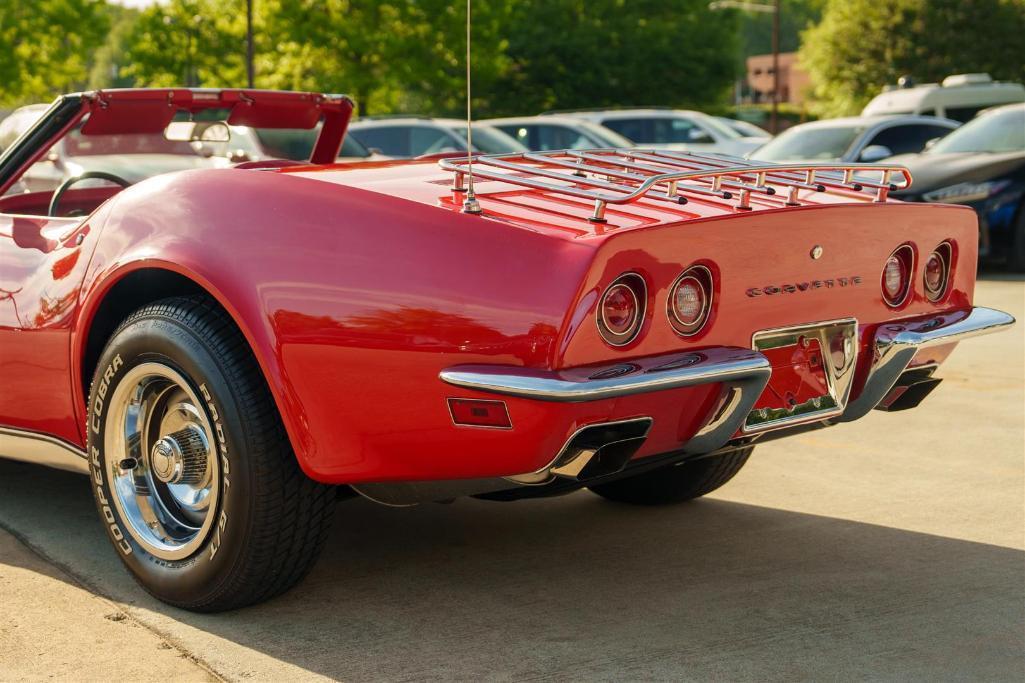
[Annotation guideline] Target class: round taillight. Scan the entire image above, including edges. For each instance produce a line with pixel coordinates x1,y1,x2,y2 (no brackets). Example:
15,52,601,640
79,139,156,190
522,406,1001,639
668,265,713,336
881,245,914,307
924,242,952,302
597,274,645,346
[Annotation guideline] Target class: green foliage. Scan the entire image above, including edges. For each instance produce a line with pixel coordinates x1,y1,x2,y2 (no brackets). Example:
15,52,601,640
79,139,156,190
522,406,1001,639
483,0,739,116
119,0,251,88
0,0,742,116
738,0,825,58
0,0,110,107
3,0,1023,119
801,0,1025,117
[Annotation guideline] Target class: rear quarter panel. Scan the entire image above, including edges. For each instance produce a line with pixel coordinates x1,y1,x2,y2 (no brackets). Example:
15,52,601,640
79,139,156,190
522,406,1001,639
77,168,597,482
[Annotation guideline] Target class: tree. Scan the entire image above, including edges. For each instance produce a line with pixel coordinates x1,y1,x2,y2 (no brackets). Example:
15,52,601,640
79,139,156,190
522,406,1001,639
801,0,1025,117
0,0,111,107
119,0,250,88
482,0,740,115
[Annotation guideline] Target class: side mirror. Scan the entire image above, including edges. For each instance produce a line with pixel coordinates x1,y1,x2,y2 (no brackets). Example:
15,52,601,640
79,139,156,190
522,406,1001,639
860,144,893,163
923,137,940,151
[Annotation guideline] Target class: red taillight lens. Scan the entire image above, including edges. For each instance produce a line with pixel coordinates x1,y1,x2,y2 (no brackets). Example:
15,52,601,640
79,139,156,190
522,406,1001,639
602,284,638,335
924,242,951,302
668,265,713,336
597,274,645,346
881,245,914,307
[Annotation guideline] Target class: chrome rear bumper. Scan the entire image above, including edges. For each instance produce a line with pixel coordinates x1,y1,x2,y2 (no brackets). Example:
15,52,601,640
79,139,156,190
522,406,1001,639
441,306,1015,457
840,306,1015,421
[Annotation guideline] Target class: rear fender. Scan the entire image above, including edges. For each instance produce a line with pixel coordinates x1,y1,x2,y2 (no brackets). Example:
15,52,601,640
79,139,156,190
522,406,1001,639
75,168,596,481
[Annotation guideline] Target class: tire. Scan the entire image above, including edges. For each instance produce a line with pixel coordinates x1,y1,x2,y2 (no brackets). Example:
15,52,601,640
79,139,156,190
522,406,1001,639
588,447,753,505
87,296,336,612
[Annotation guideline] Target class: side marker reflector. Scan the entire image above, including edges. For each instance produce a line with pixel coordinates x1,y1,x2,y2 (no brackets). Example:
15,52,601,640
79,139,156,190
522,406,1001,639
447,398,513,429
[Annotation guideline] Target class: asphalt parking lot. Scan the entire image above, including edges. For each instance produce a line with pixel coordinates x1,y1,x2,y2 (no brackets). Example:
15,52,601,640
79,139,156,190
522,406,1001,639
1,275,1022,682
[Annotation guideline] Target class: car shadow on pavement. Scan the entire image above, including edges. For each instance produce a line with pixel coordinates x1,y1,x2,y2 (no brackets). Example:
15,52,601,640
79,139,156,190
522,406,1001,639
0,459,1022,681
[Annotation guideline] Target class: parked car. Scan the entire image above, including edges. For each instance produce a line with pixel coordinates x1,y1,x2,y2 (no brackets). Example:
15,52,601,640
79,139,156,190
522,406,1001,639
483,115,633,151
863,73,1025,123
715,116,772,140
0,88,1014,612
346,117,527,157
0,103,224,195
210,124,385,163
553,108,766,156
890,104,1025,270
749,115,960,164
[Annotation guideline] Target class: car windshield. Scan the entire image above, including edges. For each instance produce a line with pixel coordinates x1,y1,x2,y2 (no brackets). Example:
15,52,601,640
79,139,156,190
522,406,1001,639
63,127,199,157
204,126,371,161
751,125,864,161
700,115,743,139
448,124,527,153
927,107,1025,154
717,117,769,138
577,121,634,148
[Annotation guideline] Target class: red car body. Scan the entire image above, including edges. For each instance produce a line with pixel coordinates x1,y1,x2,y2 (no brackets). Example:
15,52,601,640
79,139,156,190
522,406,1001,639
0,89,1015,505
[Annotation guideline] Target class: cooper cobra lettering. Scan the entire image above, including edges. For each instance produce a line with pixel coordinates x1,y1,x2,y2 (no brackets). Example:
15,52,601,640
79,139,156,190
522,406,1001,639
90,355,131,555
200,383,230,561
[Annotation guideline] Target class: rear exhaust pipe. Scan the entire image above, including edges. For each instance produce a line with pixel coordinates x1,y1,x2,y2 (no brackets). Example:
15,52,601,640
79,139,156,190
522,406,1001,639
875,366,942,412
549,418,652,480
352,417,653,505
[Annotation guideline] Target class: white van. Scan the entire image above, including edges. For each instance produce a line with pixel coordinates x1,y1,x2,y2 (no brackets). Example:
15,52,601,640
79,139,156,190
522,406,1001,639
862,73,1025,123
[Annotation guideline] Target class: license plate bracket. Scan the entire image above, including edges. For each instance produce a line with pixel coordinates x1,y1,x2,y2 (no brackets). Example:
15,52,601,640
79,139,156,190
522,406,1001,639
744,318,858,433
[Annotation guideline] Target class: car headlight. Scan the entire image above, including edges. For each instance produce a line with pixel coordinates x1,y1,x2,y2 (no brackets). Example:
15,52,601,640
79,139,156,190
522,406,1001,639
922,179,1011,204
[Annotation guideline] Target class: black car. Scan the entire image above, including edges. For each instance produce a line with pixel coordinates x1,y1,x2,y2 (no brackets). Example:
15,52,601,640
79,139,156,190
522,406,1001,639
890,104,1025,270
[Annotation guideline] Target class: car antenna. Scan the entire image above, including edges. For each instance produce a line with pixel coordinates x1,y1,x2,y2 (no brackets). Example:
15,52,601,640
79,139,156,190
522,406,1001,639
461,0,482,214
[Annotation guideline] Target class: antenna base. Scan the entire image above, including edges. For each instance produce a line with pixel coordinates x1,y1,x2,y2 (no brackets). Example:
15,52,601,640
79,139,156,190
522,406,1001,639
462,195,483,214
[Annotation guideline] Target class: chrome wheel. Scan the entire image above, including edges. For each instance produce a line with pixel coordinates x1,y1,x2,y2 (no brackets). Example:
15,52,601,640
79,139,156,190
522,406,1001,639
105,363,219,561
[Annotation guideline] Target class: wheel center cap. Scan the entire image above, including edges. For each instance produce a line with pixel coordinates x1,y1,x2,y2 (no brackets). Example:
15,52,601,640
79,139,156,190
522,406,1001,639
150,438,181,483
149,427,208,486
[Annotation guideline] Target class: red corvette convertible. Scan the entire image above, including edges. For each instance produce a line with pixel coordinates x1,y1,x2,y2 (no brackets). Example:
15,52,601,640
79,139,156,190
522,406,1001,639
0,89,1014,611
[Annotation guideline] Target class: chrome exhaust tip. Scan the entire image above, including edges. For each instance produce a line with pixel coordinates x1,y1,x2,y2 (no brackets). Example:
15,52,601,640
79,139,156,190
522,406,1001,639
548,417,653,481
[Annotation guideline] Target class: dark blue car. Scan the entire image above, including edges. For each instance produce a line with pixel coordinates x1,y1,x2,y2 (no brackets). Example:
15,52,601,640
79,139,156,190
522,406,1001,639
891,103,1025,270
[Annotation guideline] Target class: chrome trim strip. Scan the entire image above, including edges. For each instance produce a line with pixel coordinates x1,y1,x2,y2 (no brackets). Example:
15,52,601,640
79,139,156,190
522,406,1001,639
442,347,771,457
840,306,1015,422
0,427,89,475
440,346,770,403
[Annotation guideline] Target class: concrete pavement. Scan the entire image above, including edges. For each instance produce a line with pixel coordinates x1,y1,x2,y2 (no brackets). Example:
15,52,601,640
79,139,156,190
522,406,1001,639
0,276,1022,682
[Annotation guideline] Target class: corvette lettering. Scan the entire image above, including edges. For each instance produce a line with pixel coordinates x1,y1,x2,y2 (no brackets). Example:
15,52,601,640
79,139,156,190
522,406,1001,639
747,276,863,297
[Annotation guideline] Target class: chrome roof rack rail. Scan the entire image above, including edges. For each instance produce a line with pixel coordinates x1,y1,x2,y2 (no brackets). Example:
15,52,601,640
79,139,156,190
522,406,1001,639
439,149,912,221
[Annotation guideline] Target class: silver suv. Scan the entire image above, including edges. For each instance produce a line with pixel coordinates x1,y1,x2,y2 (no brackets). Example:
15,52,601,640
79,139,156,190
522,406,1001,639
551,108,766,156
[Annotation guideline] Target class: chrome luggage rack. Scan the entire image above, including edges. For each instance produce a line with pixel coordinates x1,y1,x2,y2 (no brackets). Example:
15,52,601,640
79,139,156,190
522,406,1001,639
439,149,913,222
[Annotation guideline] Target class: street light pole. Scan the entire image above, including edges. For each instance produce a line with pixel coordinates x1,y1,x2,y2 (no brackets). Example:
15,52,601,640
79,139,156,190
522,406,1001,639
246,0,255,88
771,0,780,134
708,0,781,133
